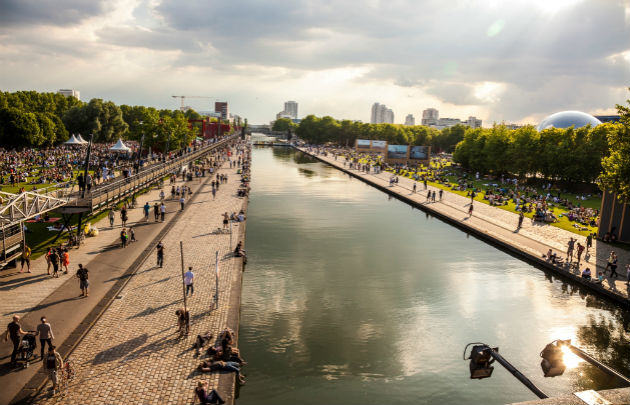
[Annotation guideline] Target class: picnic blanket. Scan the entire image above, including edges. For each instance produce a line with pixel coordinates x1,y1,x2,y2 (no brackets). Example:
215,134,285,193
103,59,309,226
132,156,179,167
26,217,60,223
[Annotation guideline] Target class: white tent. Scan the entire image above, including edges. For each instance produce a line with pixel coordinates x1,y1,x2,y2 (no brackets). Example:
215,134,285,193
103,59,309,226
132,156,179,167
63,134,83,145
109,139,131,152
75,134,88,144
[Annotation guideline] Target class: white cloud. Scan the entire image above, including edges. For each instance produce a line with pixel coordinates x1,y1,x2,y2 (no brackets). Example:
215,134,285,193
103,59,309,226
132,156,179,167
0,0,627,124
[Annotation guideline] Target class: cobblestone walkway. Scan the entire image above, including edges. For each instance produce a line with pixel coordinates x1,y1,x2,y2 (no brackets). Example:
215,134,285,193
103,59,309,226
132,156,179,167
1,179,173,328
33,163,247,404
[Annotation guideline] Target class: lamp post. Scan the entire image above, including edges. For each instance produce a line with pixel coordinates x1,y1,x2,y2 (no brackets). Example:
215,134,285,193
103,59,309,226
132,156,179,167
540,340,630,386
464,343,548,399
75,133,93,247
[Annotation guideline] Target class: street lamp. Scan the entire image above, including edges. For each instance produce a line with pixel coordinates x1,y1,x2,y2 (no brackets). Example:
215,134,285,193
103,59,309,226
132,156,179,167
463,342,548,399
540,339,630,386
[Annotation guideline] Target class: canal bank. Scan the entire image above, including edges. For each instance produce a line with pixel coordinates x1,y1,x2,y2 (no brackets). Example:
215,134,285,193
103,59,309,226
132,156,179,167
297,147,629,307
19,142,250,405
238,146,629,405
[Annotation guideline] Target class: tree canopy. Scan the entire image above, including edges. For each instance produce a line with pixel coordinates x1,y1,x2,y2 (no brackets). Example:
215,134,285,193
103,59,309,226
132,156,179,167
0,91,200,150
599,88,630,199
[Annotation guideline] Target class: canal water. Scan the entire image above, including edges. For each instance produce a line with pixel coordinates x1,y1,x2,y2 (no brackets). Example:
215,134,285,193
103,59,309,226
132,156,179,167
238,145,629,404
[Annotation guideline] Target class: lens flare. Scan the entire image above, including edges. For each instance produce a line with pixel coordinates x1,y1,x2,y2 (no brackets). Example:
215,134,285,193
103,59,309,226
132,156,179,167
560,345,583,369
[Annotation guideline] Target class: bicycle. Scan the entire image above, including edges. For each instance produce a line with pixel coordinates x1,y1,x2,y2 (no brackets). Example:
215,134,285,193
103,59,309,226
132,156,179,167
55,358,75,397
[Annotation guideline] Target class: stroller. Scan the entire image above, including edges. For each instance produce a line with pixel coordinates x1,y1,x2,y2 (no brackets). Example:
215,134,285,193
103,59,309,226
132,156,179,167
17,333,37,368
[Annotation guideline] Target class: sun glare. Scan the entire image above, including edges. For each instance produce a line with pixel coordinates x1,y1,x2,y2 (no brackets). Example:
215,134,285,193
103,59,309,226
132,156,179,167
560,345,584,369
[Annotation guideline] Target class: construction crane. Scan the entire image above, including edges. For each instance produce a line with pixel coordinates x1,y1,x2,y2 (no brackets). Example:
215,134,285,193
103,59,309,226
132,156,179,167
171,96,212,111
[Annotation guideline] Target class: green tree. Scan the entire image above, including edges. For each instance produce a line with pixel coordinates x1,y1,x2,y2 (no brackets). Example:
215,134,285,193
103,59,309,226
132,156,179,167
0,108,41,147
272,118,294,132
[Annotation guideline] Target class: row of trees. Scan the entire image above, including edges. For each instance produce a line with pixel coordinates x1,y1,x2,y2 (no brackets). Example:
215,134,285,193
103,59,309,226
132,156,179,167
295,115,466,152
452,123,615,184
0,91,208,150
0,91,81,147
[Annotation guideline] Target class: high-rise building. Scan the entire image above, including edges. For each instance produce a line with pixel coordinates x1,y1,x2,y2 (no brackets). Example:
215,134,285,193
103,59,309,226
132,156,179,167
58,89,80,100
421,108,439,126
466,116,482,128
404,114,415,126
371,102,394,124
215,102,229,120
283,101,298,119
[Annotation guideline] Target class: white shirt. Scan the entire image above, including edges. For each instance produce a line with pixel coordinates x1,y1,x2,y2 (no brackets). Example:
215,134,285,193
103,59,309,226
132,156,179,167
184,271,194,285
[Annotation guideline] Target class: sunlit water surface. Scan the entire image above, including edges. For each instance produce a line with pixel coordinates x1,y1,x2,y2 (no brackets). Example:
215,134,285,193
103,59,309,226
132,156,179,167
237,145,629,404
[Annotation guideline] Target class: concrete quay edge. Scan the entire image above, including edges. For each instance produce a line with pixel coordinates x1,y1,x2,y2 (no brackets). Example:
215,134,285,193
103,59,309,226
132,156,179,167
297,147,630,308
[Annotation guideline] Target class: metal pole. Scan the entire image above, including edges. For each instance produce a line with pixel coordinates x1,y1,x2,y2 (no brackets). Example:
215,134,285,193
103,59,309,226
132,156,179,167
76,134,93,247
214,250,219,308
488,347,548,399
229,221,232,251
179,241,188,314
568,345,630,386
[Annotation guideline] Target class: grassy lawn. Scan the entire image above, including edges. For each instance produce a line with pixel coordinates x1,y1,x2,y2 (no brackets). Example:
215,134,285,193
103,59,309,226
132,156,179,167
23,183,157,260
347,153,600,238
0,169,96,194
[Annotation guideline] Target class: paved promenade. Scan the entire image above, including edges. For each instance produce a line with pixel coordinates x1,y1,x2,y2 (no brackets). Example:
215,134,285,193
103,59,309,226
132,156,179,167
29,156,247,404
299,147,629,303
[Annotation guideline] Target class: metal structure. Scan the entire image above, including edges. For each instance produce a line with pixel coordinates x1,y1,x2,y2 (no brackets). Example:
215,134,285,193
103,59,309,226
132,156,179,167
0,134,237,267
171,96,212,111
464,343,548,399
0,191,69,224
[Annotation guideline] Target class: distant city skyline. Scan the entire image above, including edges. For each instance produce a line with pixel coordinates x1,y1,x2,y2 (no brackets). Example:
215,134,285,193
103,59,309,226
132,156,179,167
0,1,627,125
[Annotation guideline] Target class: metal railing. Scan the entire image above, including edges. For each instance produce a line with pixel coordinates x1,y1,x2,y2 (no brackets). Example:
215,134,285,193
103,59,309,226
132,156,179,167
65,135,236,211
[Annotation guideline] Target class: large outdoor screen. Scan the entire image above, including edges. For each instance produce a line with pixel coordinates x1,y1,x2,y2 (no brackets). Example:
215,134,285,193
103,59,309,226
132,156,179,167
409,146,429,160
371,140,386,150
387,145,408,159
356,139,371,148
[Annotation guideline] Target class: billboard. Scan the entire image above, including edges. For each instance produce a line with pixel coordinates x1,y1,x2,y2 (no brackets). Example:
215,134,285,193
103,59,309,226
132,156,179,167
409,146,429,160
371,140,387,150
356,139,371,148
387,145,408,159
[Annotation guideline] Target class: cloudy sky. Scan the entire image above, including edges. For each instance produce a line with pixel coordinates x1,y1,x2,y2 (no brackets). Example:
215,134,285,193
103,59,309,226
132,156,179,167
0,0,628,124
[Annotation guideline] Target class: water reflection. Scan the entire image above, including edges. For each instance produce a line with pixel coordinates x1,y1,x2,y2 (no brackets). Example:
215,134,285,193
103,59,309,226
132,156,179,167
239,148,630,405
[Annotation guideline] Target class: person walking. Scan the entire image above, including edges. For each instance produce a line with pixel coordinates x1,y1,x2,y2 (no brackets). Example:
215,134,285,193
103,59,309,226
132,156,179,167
120,228,128,248
153,203,160,222
61,249,70,274
50,248,60,278
468,203,474,217
76,263,89,297
156,241,164,268
608,252,618,278
143,202,150,221
43,345,63,393
129,227,137,243
108,209,115,227
176,308,190,337
121,206,128,227
184,267,195,296
180,195,185,211
4,315,27,367
439,189,443,201
585,233,593,253
222,212,229,230
36,316,54,360
45,247,53,275
412,183,416,193
566,237,575,262
20,244,32,273
576,242,585,266
159,190,165,201
518,211,524,229
160,202,166,221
